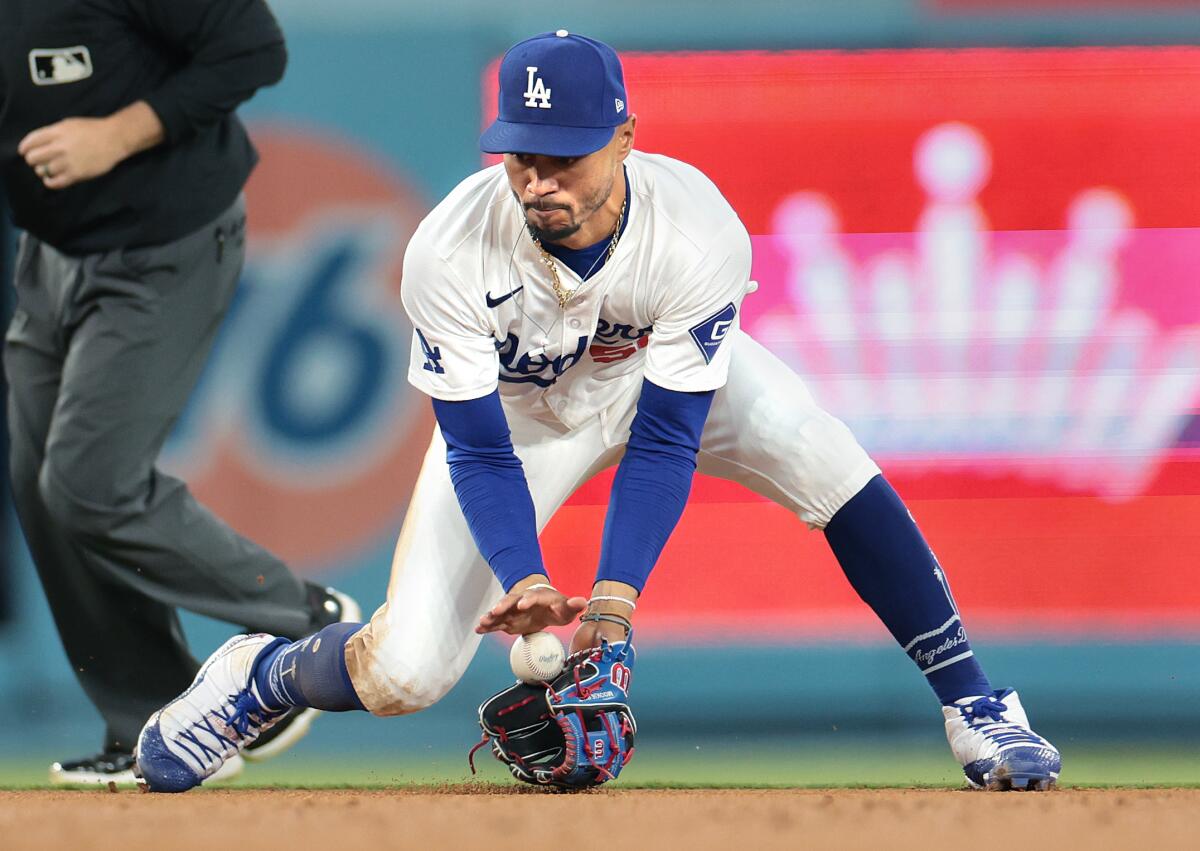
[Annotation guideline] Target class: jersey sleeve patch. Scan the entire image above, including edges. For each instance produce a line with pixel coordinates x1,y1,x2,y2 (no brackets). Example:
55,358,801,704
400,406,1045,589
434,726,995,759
415,328,445,374
687,303,737,364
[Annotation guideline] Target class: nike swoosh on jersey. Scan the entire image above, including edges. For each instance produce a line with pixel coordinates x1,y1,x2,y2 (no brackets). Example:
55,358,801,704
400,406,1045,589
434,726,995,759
486,286,523,308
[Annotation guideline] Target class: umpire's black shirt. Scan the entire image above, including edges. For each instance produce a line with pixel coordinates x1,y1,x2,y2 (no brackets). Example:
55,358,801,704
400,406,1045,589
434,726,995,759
0,0,287,254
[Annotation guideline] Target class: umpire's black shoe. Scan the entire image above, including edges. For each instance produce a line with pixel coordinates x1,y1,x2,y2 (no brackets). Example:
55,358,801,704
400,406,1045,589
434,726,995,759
242,583,362,764
50,750,244,786
306,582,363,632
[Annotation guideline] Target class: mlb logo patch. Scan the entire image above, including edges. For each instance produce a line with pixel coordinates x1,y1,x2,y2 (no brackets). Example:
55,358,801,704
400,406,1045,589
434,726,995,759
688,303,737,364
28,47,93,86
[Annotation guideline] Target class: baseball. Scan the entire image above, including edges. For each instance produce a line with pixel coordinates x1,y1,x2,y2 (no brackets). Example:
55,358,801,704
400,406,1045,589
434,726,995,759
509,631,566,683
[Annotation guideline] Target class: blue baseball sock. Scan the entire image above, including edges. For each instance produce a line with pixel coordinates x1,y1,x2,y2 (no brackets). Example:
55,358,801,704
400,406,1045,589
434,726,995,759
252,622,367,712
824,475,992,705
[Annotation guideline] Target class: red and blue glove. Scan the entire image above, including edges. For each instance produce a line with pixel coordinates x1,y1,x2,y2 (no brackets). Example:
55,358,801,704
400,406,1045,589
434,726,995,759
473,637,636,789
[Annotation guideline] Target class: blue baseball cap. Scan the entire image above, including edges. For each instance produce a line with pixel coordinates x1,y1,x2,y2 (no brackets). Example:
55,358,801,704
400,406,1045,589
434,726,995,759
480,30,628,158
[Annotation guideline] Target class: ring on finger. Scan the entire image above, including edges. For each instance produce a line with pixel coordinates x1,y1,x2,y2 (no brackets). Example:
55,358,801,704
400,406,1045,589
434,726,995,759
37,164,52,178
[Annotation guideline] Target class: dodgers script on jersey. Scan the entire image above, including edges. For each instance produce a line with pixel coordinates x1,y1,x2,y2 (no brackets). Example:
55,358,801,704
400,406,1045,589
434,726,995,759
402,151,754,430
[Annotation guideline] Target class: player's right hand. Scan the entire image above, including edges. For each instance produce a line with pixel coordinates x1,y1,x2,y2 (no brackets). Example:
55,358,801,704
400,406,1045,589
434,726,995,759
475,576,586,636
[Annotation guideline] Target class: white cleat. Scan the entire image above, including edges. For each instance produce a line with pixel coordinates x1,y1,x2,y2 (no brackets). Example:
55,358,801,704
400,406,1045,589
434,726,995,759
134,634,288,792
943,687,1061,791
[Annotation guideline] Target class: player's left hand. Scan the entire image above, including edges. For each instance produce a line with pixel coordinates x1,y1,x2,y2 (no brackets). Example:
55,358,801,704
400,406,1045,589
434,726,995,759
476,577,586,636
18,117,129,190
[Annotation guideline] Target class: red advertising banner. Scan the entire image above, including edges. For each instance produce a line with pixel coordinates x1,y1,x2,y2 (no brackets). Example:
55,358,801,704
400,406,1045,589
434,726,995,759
487,47,1200,638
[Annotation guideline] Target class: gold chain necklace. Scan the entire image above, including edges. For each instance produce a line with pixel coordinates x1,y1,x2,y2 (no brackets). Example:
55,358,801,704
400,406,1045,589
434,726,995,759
528,195,626,309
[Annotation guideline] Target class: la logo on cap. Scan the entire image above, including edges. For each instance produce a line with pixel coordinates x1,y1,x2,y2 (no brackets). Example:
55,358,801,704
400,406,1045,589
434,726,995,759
524,66,551,109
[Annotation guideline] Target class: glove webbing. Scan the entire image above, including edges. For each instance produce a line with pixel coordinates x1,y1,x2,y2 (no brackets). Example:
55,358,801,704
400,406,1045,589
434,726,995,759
556,705,633,783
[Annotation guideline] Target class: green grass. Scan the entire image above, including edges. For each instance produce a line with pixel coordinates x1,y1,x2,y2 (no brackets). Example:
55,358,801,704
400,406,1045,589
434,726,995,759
3,743,1198,790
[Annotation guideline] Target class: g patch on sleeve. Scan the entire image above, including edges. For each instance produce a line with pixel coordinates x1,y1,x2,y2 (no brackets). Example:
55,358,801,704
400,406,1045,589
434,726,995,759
688,303,737,364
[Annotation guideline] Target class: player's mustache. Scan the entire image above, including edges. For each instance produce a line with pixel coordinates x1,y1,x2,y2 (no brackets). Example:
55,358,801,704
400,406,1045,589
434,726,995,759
524,201,571,213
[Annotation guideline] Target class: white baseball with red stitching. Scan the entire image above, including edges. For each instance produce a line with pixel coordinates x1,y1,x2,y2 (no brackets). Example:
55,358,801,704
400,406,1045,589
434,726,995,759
509,632,565,683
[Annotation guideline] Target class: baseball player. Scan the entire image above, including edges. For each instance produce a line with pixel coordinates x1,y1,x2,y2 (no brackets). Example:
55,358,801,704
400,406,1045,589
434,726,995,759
0,0,359,785
136,31,1061,792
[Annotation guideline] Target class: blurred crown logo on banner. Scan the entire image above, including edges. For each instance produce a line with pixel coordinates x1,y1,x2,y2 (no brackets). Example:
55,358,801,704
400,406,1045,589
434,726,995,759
752,121,1200,500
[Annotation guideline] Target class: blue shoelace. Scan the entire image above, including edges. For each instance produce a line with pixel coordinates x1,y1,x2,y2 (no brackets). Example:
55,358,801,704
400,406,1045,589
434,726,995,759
958,695,1048,748
175,690,274,768
960,695,1009,724
226,689,275,738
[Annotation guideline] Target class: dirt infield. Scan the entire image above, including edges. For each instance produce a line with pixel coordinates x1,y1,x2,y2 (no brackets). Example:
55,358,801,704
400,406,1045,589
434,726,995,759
3,787,1197,850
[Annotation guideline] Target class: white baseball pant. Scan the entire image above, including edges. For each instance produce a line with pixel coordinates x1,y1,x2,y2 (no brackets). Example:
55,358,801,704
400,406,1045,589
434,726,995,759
344,330,880,714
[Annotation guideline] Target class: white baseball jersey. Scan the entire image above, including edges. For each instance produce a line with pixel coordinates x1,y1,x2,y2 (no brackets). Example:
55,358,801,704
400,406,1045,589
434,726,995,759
350,151,881,715
402,150,754,430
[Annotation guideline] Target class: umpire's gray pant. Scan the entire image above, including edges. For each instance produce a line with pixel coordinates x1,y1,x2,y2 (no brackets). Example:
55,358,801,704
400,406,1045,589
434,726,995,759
4,196,315,752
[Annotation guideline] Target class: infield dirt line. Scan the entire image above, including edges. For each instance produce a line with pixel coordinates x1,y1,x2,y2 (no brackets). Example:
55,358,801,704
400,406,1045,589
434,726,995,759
3,788,1199,851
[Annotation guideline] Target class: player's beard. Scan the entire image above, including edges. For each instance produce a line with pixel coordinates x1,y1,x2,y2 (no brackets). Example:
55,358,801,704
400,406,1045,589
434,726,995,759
519,176,614,244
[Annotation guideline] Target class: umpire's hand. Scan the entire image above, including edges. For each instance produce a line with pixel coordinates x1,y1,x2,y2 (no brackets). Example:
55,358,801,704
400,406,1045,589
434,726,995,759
476,574,586,636
19,101,165,190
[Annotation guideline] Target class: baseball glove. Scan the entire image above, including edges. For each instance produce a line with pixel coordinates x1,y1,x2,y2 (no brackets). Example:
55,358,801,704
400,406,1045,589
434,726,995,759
471,636,636,790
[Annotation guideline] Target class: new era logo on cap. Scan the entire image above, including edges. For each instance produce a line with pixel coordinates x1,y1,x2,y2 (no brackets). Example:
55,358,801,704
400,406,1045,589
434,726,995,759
481,31,629,158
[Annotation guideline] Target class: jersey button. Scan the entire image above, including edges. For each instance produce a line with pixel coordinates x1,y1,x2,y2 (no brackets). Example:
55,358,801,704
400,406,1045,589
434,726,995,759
568,318,581,329
555,401,567,412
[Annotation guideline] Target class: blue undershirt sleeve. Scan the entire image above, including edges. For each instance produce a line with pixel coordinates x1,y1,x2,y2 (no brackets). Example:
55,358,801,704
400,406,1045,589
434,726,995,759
432,391,545,591
596,379,715,591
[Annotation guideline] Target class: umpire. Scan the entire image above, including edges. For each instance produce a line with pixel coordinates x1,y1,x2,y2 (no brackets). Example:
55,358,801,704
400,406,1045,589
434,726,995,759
0,0,357,784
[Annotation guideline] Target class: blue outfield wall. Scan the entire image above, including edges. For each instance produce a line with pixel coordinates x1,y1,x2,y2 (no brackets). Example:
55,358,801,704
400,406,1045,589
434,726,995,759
1,533,1197,760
